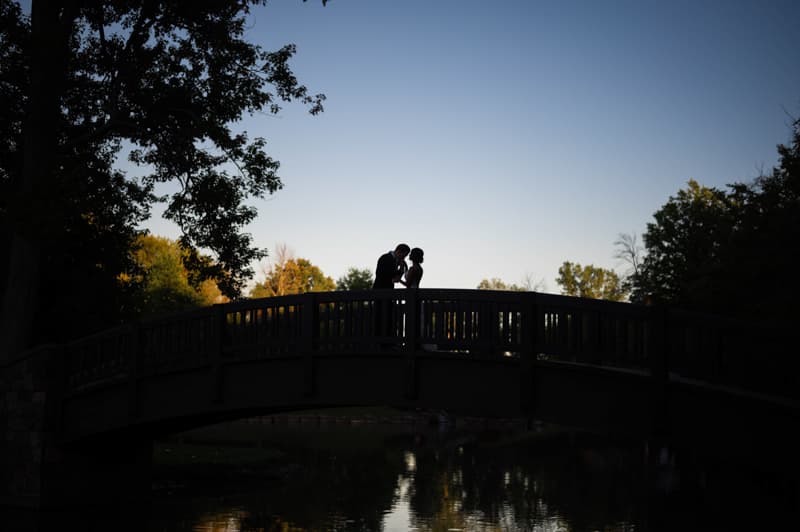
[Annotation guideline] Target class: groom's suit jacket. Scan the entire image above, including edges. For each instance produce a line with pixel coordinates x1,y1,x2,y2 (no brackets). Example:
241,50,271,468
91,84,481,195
373,251,400,289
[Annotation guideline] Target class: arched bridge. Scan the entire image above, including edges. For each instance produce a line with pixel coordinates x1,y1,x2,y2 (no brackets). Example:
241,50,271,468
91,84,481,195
4,289,799,507
58,289,798,450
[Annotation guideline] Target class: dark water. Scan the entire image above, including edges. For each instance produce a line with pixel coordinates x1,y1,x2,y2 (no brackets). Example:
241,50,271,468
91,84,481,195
10,414,799,531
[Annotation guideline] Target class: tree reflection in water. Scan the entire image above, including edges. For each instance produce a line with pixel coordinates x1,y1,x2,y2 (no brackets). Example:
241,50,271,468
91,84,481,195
147,416,798,531
402,428,644,531
16,415,797,531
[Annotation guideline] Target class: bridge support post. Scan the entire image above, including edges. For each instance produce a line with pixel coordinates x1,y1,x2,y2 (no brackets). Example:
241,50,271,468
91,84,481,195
584,310,601,365
520,299,539,415
301,294,317,398
404,290,419,400
647,306,670,439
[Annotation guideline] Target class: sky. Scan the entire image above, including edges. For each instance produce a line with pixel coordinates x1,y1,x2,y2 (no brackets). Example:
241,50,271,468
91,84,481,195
139,0,800,293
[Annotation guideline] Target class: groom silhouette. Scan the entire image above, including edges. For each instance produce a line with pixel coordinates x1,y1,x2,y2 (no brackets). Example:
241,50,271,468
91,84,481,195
372,244,410,289
372,244,410,346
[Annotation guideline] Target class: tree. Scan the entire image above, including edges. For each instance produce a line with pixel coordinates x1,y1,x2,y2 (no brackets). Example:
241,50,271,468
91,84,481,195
250,246,335,298
613,232,643,294
627,119,800,324
477,275,545,292
1,1,325,356
336,267,374,291
721,119,800,323
631,179,735,309
124,235,226,317
556,262,628,301
476,278,527,291
519,272,547,292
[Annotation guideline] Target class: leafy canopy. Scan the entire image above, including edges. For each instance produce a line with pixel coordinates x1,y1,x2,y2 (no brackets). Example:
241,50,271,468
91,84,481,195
250,246,335,298
0,0,324,346
556,262,628,302
336,267,374,291
125,234,226,317
630,118,800,322
631,180,734,307
476,278,527,292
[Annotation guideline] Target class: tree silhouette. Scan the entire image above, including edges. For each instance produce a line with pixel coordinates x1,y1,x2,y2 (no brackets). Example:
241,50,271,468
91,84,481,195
632,180,734,310
336,267,374,291
631,118,800,325
0,1,325,356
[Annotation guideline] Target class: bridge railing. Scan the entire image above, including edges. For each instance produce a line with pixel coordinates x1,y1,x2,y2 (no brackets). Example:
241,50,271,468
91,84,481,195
222,295,307,359
65,306,220,390
665,308,797,396
66,326,135,390
62,289,794,399
138,307,219,373
531,292,651,369
410,289,526,355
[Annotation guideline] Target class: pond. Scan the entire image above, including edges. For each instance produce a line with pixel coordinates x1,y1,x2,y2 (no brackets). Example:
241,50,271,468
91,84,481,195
10,409,799,531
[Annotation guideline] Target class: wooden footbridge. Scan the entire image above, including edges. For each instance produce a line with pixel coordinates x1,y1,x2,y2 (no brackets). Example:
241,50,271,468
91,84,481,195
3,289,798,507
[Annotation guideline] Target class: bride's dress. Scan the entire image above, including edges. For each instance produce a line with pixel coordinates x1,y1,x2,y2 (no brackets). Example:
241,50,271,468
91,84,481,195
405,265,423,288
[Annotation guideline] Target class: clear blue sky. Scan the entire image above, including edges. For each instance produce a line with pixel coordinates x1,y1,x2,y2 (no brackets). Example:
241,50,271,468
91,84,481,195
139,0,800,292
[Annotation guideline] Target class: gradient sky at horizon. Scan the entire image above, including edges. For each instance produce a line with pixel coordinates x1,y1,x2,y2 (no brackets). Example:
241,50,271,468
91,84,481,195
135,0,800,292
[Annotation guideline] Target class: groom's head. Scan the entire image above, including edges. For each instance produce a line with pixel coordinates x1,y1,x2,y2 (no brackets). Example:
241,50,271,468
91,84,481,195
394,243,410,260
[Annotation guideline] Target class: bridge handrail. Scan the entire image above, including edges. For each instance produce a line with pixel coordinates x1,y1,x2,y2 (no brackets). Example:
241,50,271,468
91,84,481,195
60,289,793,399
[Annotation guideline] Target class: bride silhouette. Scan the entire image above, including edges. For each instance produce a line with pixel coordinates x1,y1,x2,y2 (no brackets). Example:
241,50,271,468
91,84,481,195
401,247,424,288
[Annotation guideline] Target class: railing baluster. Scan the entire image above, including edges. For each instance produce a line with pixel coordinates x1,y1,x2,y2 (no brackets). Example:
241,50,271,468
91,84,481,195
301,294,317,397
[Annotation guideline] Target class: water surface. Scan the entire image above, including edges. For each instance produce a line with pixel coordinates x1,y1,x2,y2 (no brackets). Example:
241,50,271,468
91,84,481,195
144,414,796,531
9,413,798,531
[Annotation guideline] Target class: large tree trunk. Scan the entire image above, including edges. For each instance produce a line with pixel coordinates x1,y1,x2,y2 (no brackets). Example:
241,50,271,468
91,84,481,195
0,1,70,362
1,237,42,360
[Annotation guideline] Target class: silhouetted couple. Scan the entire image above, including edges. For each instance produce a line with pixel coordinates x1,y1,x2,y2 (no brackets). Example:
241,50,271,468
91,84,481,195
372,243,424,290
372,244,424,346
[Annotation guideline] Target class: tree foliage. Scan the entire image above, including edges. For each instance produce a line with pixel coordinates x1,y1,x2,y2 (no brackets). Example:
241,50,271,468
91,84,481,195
0,1,324,352
630,180,734,308
722,121,800,322
556,262,628,301
476,278,527,291
630,119,800,323
336,267,374,291
0,0,27,190
250,246,335,298
125,235,225,317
